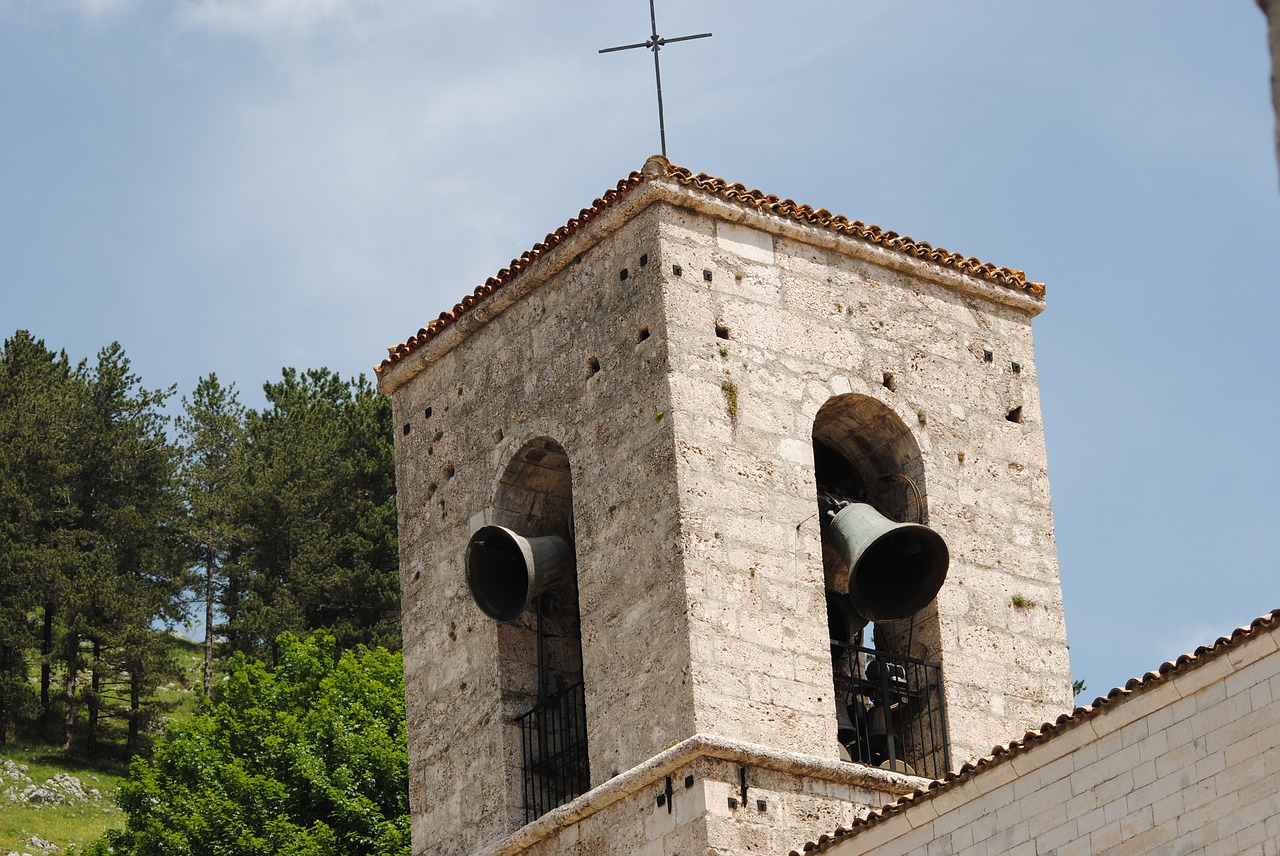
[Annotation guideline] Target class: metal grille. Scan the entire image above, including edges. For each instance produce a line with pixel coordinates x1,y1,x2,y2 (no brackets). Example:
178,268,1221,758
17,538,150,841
832,642,950,780
518,681,589,822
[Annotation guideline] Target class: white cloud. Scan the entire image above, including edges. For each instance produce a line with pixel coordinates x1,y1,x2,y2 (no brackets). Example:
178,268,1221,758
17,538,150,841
172,0,399,38
1153,618,1252,667
76,0,135,16
174,0,368,36
170,0,493,40
0,0,139,20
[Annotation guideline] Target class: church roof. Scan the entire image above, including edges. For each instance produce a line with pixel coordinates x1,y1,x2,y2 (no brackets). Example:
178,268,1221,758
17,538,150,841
788,608,1280,856
377,156,1045,378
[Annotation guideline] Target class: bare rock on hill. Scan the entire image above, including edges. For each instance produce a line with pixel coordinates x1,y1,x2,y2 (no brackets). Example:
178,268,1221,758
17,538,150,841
5,772,101,806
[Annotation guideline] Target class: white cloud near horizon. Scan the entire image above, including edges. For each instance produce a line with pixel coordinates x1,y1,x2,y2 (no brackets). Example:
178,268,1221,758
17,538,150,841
169,0,498,40
76,0,135,17
175,0,372,37
0,0,139,20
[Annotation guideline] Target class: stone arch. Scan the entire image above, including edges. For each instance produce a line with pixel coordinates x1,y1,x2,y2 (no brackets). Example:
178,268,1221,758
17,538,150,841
493,436,575,540
812,393,928,536
813,396,935,630
813,394,947,773
491,437,589,825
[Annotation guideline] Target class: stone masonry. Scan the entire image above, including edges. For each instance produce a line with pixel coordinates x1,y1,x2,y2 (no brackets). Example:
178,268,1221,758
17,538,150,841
1261,0,1280,182
805,609,1280,856
378,156,1074,855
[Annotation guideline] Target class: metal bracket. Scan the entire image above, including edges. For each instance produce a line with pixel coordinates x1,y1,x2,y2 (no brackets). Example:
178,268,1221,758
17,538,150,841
655,775,674,814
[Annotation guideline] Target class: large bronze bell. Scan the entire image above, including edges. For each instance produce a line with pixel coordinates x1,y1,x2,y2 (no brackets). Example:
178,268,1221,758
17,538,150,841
464,525,575,622
826,503,948,622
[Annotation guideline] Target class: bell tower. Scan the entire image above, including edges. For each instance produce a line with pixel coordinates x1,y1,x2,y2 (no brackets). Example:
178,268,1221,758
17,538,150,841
378,156,1072,856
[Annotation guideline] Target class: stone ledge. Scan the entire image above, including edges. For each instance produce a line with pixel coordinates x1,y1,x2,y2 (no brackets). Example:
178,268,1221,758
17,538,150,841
463,733,929,856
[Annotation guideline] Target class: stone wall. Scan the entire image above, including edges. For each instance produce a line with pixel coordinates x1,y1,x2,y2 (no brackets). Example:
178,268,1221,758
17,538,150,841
382,163,1075,854
472,736,923,856
653,195,1072,767
388,204,698,853
1262,0,1280,183
820,615,1280,855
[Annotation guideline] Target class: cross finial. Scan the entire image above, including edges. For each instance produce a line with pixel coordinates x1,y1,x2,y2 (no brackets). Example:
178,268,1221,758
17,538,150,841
599,0,712,158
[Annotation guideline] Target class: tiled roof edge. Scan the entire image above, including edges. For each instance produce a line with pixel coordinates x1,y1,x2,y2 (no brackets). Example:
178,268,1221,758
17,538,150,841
789,608,1280,856
376,156,1045,381
660,163,1044,298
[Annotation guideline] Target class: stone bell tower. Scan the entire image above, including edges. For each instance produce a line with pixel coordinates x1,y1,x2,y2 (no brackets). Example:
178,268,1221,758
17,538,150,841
377,156,1073,856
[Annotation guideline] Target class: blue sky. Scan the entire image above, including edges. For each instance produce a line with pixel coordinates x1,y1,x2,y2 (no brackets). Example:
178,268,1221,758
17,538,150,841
2,0,1277,706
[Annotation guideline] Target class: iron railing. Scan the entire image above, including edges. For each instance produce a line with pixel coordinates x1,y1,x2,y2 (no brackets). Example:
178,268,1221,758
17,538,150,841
832,642,949,780
517,681,590,822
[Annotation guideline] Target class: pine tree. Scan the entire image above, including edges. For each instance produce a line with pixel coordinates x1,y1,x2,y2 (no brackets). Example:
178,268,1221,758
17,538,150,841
177,374,246,695
0,331,78,742
225,368,399,660
63,343,190,753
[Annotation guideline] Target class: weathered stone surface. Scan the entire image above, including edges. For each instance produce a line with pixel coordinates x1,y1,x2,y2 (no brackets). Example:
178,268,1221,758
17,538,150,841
381,164,1072,855
822,616,1280,856
1263,0,1280,184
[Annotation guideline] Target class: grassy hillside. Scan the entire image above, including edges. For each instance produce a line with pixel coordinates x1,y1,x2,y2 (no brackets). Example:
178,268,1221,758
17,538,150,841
0,636,206,854
0,745,127,854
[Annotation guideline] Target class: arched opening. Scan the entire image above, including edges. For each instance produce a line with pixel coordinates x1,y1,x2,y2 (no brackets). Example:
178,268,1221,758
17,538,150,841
489,437,588,825
813,395,949,778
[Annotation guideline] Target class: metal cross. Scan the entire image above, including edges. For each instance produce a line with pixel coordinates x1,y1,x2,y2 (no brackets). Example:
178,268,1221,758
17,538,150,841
599,0,712,158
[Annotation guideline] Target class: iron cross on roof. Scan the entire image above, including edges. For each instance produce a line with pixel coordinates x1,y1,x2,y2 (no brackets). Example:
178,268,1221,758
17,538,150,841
599,0,712,158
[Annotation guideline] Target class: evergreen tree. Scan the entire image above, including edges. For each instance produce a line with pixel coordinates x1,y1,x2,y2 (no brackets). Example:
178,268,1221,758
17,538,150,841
0,331,78,741
176,374,246,694
63,343,190,753
225,369,399,660
1,329,401,753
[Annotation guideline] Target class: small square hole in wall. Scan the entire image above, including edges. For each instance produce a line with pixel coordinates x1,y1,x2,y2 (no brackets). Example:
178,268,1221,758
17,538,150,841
619,268,629,281
1011,362,1021,374
402,423,411,436
639,253,648,267
703,270,713,282
983,350,993,363
444,464,456,480
673,264,683,276
882,372,897,391
424,405,433,418
638,326,650,342
715,323,730,340
588,356,601,377
1006,406,1024,424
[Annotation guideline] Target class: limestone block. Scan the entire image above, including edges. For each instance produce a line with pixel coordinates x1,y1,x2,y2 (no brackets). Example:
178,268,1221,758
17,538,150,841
385,177,1086,853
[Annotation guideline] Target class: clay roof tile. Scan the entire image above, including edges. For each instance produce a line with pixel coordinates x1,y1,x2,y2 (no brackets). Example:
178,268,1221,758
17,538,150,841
377,158,1048,378
791,607,1280,854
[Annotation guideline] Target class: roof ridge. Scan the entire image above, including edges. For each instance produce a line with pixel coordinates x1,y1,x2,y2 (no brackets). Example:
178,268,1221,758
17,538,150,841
789,607,1280,855
377,156,1045,379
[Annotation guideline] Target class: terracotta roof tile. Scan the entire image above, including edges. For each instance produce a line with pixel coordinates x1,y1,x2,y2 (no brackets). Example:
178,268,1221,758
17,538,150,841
377,156,1045,378
787,608,1280,856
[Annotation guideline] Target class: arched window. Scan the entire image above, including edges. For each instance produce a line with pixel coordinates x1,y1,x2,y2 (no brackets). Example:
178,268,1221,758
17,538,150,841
489,437,589,824
813,395,949,778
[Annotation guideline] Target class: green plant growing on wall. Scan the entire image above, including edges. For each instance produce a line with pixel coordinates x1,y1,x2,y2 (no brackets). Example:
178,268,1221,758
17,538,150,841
721,381,739,422
1010,594,1036,609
